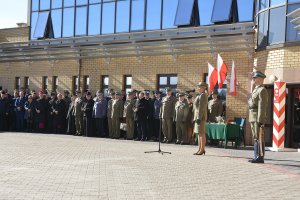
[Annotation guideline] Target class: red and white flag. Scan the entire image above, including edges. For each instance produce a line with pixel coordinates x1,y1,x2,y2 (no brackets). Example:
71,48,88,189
229,60,237,96
208,63,218,93
217,54,227,89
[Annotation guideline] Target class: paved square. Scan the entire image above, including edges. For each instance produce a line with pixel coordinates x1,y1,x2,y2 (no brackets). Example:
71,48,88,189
0,133,299,200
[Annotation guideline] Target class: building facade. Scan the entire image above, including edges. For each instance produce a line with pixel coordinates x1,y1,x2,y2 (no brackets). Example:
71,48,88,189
0,0,299,148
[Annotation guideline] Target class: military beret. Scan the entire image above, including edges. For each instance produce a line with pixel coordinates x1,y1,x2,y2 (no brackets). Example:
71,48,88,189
178,92,185,97
212,90,219,95
127,91,134,95
252,71,266,79
197,82,208,88
166,87,172,92
86,91,92,96
186,94,193,99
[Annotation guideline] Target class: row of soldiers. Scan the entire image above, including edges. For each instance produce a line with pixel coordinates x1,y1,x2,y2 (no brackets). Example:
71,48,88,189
0,87,224,145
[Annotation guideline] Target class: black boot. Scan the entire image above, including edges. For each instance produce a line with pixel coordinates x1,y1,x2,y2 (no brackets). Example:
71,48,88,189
251,141,264,163
249,141,258,162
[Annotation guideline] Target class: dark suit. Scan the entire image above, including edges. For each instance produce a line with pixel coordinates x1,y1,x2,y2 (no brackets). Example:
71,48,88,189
52,99,66,134
134,98,148,140
82,99,94,137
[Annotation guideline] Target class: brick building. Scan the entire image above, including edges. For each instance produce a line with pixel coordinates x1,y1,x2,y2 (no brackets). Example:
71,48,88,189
0,0,299,148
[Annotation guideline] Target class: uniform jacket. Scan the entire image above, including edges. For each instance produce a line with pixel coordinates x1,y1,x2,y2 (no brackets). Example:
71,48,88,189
186,102,194,128
174,99,189,123
107,99,113,118
208,98,223,122
123,99,135,119
111,99,124,118
73,97,83,117
160,95,176,119
193,92,208,122
248,85,268,123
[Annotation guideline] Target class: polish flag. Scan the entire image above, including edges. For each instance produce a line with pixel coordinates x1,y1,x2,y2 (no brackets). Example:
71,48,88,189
229,61,237,96
208,63,218,93
217,54,227,89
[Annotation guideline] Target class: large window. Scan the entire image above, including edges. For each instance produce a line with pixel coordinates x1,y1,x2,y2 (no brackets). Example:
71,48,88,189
52,0,63,9
15,77,20,90
42,76,48,91
101,75,109,97
124,75,132,94
287,3,300,41
158,74,177,93
24,77,30,90
75,6,87,36
211,0,233,23
162,0,178,29
72,76,79,94
260,0,269,10
76,0,88,5
257,11,268,48
32,0,39,11
83,76,90,91
52,76,58,92
31,12,38,39
64,0,75,7
270,0,285,6
63,7,75,37
116,0,130,33
174,0,195,26
40,0,51,10
237,0,254,22
268,6,286,44
198,0,214,25
146,0,162,30
88,4,101,35
102,1,116,34
52,9,62,38
131,0,145,31
33,11,50,38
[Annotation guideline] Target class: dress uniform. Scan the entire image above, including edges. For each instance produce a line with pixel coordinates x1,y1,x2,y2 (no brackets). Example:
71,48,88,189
160,88,176,143
248,71,268,163
208,90,223,123
111,92,124,139
74,91,84,136
174,93,189,144
107,93,115,138
193,82,208,155
186,94,194,144
123,92,135,139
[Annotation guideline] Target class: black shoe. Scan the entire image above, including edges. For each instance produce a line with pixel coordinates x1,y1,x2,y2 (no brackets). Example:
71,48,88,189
175,140,180,144
161,139,167,143
251,157,264,163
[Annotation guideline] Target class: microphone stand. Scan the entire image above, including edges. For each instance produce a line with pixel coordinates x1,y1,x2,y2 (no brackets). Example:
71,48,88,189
144,118,171,155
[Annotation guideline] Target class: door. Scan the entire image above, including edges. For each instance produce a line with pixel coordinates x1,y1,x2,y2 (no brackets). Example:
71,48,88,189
291,88,300,148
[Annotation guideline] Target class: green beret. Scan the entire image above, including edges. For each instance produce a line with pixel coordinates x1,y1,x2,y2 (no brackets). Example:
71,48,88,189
253,71,266,79
178,92,185,97
166,87,172,92
212,90,218,95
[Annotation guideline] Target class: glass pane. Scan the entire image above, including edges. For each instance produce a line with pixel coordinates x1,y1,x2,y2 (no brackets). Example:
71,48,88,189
75,6,87,36
270,0,285,6
237,0,254,22
287,4,300,41
257,11,268,48
33,11,50,38
64,0,75,7
76,0,88,5
63,7,75,37
162,0,178,29
211,0,233,22
260,0,269,9
174,0,195,26
198,0,214,25
159,77,167,85
40,0,51,10
146,0,162,30
87,77,90,85
289,0,300,2
131,0,145,31
104,77,109,85
126,76,132,85
32,0,39,11
116,0,130,33
88,4,101,35
52,0,62,9
269,6,286,44
102,2,115,34
52,9,62,38
31,12,38,39
170,76,177,85
90,0,101,3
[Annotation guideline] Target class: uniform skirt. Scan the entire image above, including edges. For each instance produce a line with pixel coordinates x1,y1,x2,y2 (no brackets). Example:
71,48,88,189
193,120,206,134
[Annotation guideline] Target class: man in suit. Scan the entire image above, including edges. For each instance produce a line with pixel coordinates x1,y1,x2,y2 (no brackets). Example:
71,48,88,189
160,88,176,143
52,93,66,134
133,91,148,141
248,71,268,163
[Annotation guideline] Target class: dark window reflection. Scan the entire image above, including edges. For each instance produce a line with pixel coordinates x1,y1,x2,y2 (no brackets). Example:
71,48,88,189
211,0,232,23
174,0,195,26
257,11,268,48
102,1,116,34
116,0,130,33
34,11,50,38
162,0,178,29
76,0,88,5
52,9,62,38
31,12,38,39
198,0,214,25
260,0,269,10
32,0,39,11
40,0,51,10
237,0,254,22
52,0,63,9
131,0,145,31
146,0,162,30
63,7,75,37
287,4,300,41
270,0,285,6
269,6,286,44
64,0,75,7
75,6,87,36
88,4,101,35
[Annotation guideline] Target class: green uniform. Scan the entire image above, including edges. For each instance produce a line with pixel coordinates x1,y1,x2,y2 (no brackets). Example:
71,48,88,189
174,99,189,143
107,99,113,138
160,95,176,142
123,99,135,139
208,99,223,122
111,99,124,139
193,92,208,134
248,85,268,157
74,97,83,135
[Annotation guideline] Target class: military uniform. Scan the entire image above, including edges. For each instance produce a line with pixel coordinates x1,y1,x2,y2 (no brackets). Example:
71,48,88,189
74,95,84,136
111,96,124,139
123,97,135,139
248,71,268,163
160,92,176,142
208,91,223,123
193,93,208,134
174,95,189,144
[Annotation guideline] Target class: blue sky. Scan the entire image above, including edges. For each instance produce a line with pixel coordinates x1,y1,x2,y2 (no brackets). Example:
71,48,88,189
0,0,28,29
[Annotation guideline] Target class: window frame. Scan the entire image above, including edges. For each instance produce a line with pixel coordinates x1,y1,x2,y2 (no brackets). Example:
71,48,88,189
101,75,109,97
15,77,21,90
157,74,178,93
24,77,30,90
42,76,48,91
52,76,58,92
83,75,90,91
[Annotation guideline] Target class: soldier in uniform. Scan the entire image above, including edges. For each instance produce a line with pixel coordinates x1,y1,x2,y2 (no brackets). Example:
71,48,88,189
174,92,189,144
74,91,84,136
193,82,208,155
186,94,194,144
123,91,135,140
111,92,124,139
160,88,176,143
107,92,115,138
208,89,223,123
248,71,268,163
